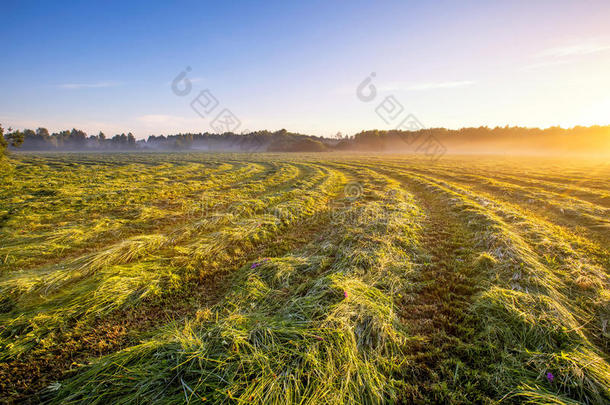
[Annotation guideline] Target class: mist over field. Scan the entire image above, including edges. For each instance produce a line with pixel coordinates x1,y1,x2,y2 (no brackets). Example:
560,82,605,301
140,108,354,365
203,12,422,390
7,126,610,157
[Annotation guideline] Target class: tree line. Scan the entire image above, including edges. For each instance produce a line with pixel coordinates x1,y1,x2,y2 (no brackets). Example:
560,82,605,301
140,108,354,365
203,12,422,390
342,125,610,154
5,127,330,152
7,128,137,150
3,124,610,154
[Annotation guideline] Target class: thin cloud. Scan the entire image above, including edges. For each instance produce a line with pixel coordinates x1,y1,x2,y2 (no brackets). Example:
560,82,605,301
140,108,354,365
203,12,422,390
538,42,610,58
380,80,475,92
522,41,610,70
521,59,574,71
56,81,121,89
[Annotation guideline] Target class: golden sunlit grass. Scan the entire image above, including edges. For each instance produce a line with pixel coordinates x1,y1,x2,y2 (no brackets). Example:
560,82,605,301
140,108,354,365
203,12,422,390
0,152,608,404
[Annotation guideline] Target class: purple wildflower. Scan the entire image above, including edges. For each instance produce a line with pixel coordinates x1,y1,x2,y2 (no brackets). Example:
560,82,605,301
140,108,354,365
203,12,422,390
344,291,348,299
250,259,269,269
546,372,554,383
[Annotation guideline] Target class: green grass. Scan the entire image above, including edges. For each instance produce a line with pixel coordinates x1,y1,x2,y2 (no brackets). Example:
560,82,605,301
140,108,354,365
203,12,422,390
0,152,608,404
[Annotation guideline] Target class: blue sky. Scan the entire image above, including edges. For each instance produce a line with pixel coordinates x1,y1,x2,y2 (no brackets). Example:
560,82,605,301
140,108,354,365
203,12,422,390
2,0,610,138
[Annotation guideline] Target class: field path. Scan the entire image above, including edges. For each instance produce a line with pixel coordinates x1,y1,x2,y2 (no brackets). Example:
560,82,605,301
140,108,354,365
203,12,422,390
384,171,482,402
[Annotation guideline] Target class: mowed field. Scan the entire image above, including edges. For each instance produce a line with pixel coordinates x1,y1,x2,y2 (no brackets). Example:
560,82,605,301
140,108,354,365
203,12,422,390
1,152,609,404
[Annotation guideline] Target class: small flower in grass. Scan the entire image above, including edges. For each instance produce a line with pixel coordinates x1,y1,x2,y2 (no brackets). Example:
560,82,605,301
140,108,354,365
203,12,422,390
546,372,554,383
344,290,348,299
251,258,269,269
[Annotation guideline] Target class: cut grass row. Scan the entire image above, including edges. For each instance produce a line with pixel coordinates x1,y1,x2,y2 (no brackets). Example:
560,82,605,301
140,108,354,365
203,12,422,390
48,165,425,404
378,165,610,403
0,162,343,361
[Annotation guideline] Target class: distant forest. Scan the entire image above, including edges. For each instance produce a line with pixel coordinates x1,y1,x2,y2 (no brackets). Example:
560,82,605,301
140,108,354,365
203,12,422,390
3,125,610,155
